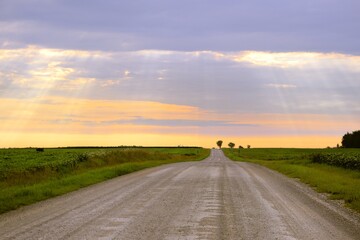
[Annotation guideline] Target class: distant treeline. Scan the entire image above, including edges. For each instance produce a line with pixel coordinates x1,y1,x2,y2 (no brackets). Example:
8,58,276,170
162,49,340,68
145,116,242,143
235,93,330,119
342,130,360,148
3,146,203,150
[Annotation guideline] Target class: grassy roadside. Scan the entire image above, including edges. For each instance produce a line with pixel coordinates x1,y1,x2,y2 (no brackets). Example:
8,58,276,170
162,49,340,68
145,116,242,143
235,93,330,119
223,148,360,213
0,147,210,214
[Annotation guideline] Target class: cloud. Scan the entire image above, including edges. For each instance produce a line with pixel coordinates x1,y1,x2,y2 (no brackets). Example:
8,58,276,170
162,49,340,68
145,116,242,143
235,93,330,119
1,1,359,148
0,93,358,148
0,95,358,138
0,1,359,53
0,95,205,127
231,51,360,69
0,46,115,92
265,84,297,89
107,117,257,127
1,46,360,117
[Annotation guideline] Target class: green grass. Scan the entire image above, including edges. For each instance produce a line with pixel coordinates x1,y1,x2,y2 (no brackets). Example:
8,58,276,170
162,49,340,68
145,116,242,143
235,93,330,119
0,147,210,214
223,148,360,213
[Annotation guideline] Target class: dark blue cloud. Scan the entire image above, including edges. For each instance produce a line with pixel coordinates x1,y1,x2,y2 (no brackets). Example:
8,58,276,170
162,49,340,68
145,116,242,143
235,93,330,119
1,0,359,53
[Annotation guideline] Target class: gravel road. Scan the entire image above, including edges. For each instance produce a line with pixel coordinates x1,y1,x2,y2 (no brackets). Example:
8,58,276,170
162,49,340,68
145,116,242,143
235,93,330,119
0,149,359,239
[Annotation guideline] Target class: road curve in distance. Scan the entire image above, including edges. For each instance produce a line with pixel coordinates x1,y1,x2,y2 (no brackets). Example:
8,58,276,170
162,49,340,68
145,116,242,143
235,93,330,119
0,149,359,239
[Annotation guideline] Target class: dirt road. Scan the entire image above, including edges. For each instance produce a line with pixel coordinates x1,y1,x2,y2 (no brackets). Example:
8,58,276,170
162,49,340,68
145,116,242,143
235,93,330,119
0,149,359,239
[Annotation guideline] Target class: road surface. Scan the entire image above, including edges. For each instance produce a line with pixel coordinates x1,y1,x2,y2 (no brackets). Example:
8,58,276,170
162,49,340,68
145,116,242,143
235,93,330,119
0,149,359,239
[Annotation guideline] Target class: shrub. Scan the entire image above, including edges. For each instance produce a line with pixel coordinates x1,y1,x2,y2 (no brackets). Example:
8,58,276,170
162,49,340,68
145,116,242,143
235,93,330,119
310,153,360,170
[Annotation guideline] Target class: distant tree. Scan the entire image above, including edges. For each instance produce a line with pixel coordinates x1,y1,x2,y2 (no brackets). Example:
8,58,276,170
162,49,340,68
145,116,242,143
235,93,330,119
239,145,244,149
342,130,360,148
247,145,251,149
228,142,235,149
216,140,223,149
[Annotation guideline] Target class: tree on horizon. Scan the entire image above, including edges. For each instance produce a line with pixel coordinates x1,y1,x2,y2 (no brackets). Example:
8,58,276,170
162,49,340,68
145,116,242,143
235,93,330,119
216,140,223,149
342,130,360,148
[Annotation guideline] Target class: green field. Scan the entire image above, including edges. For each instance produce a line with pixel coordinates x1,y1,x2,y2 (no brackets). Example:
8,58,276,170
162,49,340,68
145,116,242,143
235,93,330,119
0,147,210,214
223,148,360,213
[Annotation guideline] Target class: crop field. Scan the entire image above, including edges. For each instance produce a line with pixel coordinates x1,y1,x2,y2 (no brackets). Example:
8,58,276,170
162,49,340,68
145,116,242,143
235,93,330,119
0,147,210,214
224,148,359,164
224,148,360,212
310,152,360,170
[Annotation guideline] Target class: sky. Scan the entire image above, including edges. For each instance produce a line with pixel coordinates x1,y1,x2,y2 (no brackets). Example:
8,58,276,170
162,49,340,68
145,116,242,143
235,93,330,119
0,0,359,148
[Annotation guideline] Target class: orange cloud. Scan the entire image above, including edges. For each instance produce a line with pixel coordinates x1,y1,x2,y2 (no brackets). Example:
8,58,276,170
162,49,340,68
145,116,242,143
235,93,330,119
0,96,207,134
0,96,357,139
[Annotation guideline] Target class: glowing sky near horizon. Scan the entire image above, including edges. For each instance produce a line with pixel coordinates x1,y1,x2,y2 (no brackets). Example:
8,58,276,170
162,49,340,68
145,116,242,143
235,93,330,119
0,0,359,148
